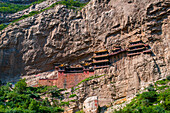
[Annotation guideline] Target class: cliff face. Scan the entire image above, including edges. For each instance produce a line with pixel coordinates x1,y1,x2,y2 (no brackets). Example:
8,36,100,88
0,0,169,86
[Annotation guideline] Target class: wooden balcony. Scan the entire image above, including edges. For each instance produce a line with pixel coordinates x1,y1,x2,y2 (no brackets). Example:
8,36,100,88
93,59,109,64
128,47,145,52
92,54,109,59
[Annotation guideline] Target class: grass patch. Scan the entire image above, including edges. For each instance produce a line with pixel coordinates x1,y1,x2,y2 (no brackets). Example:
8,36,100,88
74,88,80,91
69,94,77,98
0,0,46,14
155,79,170,85
156,85,169,90
70,99,76,102
60,101,70,106
0,24,7,31
76,74,105,86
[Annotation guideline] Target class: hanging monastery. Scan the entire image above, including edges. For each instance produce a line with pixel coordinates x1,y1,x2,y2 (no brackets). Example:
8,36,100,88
36,39,152,89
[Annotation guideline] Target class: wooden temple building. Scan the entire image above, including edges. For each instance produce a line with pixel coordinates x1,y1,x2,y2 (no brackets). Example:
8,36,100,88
92,50,110,69
38,63,94,89
127,40,151,56
37,40,152,89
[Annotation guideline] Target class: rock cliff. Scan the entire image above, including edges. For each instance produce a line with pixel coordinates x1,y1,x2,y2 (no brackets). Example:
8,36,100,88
0,0,169,96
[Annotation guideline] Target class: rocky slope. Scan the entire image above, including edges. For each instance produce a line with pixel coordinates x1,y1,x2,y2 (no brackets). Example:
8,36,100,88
0,0,169,101
0,0,56,24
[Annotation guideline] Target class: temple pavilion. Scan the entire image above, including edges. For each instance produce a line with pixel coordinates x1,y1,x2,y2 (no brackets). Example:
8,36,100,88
92,49,110,69
127,40,152,56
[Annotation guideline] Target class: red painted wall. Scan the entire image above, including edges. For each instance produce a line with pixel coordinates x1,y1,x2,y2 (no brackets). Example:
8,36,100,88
38,71,94,89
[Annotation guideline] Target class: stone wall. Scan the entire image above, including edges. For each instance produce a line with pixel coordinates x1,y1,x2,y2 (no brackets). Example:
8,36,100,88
38,71,94,88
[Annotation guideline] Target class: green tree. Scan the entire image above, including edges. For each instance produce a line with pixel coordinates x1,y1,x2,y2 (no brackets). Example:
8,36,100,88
28,99,39,111
14,79,27,93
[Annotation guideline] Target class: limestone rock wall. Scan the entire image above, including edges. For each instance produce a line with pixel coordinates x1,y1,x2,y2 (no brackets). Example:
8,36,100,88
0,0,169,87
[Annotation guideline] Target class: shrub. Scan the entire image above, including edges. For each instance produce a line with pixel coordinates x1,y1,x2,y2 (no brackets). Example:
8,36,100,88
60,101,69,106
76,74,105,86
140,91,158,103
114,79,170,113
14,79,27,93
0,81,65,112
69,94,77,98
147,84,155,91
156,79,167,85
0,0,46,14
0,24,7,31
28,99,39,111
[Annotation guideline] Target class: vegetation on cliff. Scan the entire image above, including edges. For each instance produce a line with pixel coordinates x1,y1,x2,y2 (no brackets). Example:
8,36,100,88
0,0,46,14
114,76,170,113
0,2,29,13
0,0,88,31
0,79,65,112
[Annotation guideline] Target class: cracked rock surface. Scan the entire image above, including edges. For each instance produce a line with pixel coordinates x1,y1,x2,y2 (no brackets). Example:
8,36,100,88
0,0,169,87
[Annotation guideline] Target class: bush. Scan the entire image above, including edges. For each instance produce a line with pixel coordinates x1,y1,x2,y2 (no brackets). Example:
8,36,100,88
70,99,76,102
0,0,46,14
69,94,77,98
76,74,105,86
28,99,39,111
0,24,7,31
114,79,170,113
147,84,155,91
0,2,29,13
156,79,167,85
60,101,69,106
14,79,27,93
0,81,65,112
